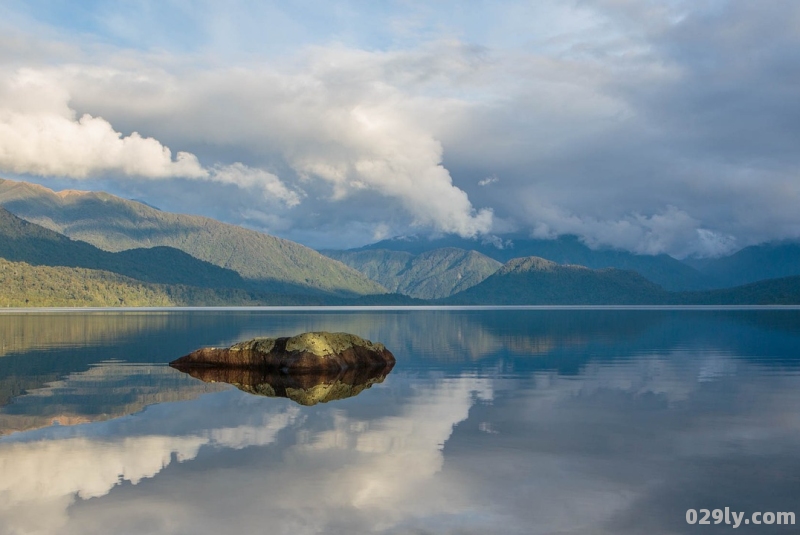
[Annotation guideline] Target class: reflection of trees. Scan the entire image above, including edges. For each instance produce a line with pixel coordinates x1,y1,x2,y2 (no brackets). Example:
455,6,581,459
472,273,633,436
257,310,663,364
0,311,248,408
0,313,174,358
0,364,226,436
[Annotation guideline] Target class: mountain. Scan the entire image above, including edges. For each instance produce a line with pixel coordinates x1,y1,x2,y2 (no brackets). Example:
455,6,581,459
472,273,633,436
685,242,800,288
322,247,502,299
0,178,386,297
0,207,247,289
445,256,668,305
0,256,365,307
0,207,368,306
355,233,711,291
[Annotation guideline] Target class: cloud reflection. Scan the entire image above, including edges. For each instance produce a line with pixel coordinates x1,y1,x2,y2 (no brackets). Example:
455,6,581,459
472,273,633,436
2,341,800,534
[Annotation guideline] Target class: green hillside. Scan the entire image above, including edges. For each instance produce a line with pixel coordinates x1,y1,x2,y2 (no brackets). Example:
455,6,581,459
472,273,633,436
323,247,501,299
0,207,248,289
445,257,667,305
0,178,386,297
0,257,177,307
0,257,352,307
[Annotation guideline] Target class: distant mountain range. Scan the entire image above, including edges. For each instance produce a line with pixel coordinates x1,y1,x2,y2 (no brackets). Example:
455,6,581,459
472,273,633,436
442,255,800,305
322,248,501,299
353,233,712,291
444,257,665,305
1,177,799,306
686,242,800,288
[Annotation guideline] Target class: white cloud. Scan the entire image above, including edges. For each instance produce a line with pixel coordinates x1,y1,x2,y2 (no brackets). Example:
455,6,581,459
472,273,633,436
52,44,496,238
2,1,800,251
0,69,207,180
526,202,739,258
0,435,207,534
210,163,301,207
0,406,299,535
0,68,300,209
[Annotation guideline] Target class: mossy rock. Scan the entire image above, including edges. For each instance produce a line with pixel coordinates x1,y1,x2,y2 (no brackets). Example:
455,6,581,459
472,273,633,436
170,331,395,373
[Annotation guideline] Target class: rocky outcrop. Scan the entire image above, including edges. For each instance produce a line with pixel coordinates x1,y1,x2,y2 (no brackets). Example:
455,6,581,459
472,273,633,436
170,331,396,373
176,366,393,406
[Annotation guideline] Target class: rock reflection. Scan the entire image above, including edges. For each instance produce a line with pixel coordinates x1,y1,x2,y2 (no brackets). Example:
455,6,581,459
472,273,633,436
177,364,394,406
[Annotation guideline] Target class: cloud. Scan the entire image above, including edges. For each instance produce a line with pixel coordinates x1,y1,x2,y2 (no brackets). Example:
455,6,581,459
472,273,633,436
2,1,800,252
0,399,300,535
210,163,301,207
478,174,499,186
138,42,495,237
0,69,206,180
524,203,739,258
0,68,300,209
0,375,491,535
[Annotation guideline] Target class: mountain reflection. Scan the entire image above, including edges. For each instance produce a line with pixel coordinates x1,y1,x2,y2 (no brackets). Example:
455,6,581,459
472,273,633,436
0,364,227,436
177,364,394,406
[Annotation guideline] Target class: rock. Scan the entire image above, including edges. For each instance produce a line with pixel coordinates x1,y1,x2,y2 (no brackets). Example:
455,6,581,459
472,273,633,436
169,331,396,373
175,365,393,406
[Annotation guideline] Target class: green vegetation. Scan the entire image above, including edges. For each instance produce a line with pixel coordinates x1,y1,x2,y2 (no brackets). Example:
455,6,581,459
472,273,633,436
1,179,798,307
0,258,176,307
0,257,390,307
0,178,386,296
323,247,501,298
0,207,248,289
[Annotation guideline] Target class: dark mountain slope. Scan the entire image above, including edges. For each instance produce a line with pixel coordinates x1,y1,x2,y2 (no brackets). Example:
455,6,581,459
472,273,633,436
686,242,800,288
678,276,800,305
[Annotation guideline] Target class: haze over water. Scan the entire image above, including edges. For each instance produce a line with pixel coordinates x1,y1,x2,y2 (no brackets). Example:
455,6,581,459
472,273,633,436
1,308,799,534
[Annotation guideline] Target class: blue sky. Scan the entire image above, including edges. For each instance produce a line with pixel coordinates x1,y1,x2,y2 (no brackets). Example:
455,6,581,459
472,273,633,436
0,1,798,255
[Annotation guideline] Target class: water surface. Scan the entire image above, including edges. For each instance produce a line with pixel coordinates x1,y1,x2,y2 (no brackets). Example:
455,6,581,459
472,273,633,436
1,308,799,534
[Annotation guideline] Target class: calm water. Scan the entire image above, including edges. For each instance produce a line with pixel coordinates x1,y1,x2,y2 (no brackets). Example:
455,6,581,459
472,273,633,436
1,308,799,534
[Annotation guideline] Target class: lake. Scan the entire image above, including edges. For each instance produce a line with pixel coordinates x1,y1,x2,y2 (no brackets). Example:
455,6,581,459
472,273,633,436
1,307,799,534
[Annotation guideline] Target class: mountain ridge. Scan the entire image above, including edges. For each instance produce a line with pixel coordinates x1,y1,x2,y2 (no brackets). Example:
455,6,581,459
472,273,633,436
445,255,667,305
351,233,711,291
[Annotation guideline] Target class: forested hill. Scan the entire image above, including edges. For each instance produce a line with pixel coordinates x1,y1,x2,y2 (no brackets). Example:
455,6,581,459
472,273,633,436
442,256,800,305
444,256,667,305
0,178,386,297
0,207,248,289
